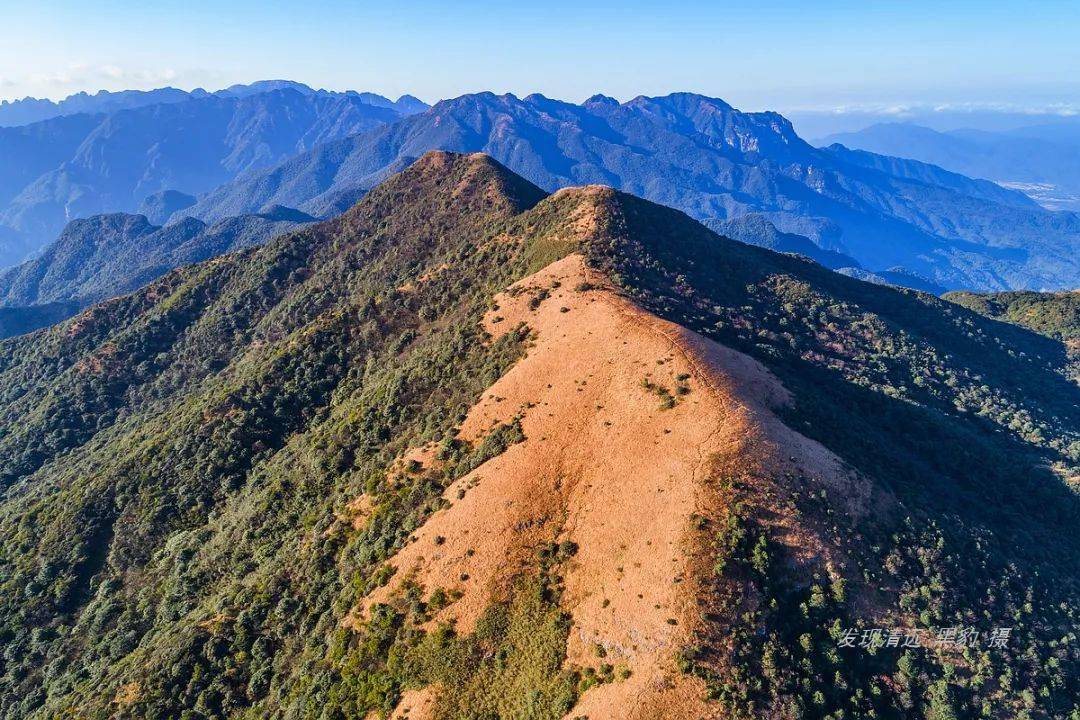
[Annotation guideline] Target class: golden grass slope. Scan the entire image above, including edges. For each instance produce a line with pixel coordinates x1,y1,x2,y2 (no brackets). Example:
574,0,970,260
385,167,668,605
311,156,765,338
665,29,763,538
361,251,877,719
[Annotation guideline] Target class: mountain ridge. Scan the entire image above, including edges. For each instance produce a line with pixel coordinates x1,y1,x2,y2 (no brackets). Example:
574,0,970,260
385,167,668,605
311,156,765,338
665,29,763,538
0,86,426,266
6,88,1079,292
0,152,1074,719
818,122,1080,211
0,206,312,323
0,80,429,127
179,91,1080,291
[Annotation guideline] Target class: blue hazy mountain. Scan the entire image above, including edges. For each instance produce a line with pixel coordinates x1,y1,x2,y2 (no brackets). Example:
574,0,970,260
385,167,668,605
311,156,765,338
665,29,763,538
819,122,1080,211
1008,116,1080,146
0,205,313,336
0,114,104,211
0,87,197,127
0,87,422,266
707,214,862,270
182,91,1080,291
136,189,197,225
821,142,1040,209
0,301,81,339
0,81,428,127
835,266,946,295
713,214,945,293
788,107,1080,139
214,80,427,115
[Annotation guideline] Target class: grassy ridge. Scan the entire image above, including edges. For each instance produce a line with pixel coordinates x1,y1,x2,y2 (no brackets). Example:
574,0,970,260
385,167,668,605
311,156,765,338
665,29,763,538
583,190,1079,718
0,153,1076,719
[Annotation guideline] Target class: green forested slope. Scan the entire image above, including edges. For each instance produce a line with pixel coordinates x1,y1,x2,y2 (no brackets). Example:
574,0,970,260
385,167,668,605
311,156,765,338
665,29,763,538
0,152,552,718
944,290,1079,341
581,192,1080,718
0,153,1076,719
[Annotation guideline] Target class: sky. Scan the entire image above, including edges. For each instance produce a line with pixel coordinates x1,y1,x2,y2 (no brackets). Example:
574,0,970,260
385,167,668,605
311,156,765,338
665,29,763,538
2,0,1079,119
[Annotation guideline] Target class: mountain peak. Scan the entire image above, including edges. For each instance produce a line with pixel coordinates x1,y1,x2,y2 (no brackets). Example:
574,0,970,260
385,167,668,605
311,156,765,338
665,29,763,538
255,204,317,223
629,91,735,112
409,149,495,173
217,80,317,98
351,151,547,220
583,93,620,107
137,189,196,225
393,94,430,114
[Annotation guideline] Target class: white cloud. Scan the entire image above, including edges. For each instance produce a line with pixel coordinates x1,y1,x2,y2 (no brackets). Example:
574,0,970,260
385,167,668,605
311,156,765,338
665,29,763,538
19,63,185,98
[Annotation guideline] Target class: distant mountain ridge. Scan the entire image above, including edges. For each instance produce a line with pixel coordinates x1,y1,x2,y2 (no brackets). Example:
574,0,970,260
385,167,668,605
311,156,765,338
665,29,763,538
0,80,427,127
822,142,1040,209
708,214,861,269
0,114,103,208
818,122,1080,211
180,91,1080,291
0,86,426,266
5,86,1080,292
708,214,946,292
137,189,196,224
0,206,312,332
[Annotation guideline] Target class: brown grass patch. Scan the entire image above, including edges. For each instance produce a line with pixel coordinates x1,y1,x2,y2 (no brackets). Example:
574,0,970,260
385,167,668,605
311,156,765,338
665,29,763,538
358,253,881,718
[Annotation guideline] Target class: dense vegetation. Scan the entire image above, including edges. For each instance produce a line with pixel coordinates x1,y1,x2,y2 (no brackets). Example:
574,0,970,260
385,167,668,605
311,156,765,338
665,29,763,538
0,153,1076,719
580,190,1080,718
0,153,565,718
944,290,1079,342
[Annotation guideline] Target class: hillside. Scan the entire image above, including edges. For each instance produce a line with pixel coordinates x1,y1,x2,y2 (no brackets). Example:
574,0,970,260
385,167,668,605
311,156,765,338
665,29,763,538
0,207,312,336
0,87,413,266
0,153,1076,719
944,289,1079,341
180,91,1080,291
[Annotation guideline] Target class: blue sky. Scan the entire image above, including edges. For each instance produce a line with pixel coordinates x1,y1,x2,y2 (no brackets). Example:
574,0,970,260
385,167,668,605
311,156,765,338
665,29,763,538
3,0,1079,115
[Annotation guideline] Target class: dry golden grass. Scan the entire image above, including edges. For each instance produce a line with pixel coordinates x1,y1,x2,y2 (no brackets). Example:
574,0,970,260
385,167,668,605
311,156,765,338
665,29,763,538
366,254,876,719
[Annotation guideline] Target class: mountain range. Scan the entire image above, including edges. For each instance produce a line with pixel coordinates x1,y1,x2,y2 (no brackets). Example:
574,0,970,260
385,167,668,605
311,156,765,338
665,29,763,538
0,80,426,127
177,91,1080,291
819,121,1080,211
0,84,427,266
0,152,1075,719
0,205,312,331
2,83,1080,329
